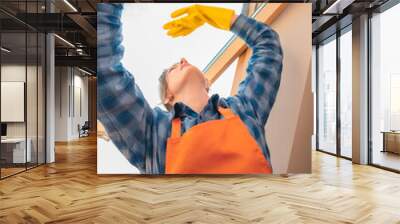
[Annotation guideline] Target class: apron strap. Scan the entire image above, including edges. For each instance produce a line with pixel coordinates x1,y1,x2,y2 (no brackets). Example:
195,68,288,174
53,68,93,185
171,118,181,138
217,107,235,119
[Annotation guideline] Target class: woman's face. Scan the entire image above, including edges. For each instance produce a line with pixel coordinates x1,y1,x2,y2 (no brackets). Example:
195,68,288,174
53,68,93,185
165,57,206,97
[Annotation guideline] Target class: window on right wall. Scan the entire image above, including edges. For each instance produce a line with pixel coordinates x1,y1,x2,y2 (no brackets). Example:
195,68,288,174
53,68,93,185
370,2,400,171
339,27,352,159
317,36,337,155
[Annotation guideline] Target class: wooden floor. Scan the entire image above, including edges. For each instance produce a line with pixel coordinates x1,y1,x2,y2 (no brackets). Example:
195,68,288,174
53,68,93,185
0,167,26,178
1,163,44,178
1,136,400,223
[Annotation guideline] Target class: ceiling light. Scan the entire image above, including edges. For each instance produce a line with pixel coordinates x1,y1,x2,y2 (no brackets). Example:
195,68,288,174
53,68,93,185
76,48,86,55
78,67,93,76
323,0,355,15
1,47,11,53
54,34,75,48
63,0,78,12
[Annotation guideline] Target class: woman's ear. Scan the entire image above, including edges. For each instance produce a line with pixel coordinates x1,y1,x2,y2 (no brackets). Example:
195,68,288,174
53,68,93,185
164,91,174,105
205,78,210,93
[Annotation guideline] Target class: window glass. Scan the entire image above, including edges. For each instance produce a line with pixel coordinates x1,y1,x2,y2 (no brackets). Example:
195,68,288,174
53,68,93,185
209,59,238,98
27,31,38,169
0,0,46,178
317,37,337,154
371,3,400,171
1,9,28,178
340,29,352,158
312,46,317,150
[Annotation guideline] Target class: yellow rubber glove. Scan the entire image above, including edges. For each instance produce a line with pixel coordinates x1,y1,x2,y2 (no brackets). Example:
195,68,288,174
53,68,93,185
163,4,235,38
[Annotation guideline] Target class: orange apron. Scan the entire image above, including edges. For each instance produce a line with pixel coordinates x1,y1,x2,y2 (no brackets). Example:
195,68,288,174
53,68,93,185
165,107,272,174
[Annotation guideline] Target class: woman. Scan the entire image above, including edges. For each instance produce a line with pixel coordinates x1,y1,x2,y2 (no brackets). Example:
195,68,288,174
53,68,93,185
97,4,283,174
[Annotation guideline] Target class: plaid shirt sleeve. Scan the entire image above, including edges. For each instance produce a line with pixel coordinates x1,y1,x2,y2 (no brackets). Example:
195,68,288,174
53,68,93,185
97,3,167,173
229,15,283,126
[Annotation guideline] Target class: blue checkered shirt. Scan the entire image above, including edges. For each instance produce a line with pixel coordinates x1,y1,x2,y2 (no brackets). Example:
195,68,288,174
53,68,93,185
98,3,283,174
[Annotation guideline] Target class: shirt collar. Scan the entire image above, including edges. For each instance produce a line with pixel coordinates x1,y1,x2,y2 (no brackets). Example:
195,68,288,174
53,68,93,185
171,94,221,119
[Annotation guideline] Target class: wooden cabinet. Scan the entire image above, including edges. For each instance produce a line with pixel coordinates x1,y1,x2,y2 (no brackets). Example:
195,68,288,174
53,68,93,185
382,132,400,154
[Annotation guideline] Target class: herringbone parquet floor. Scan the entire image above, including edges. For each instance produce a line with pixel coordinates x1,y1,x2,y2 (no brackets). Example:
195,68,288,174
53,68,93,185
1,136,400,224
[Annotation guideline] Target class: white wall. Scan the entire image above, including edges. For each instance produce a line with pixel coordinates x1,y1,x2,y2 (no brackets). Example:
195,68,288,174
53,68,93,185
1,65,35,138
1,82,25,122
54,67,89,141
55,67,68,141
1,65,26,129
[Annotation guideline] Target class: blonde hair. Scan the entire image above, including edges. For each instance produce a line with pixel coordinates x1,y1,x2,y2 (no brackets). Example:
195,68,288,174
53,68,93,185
159,69,172,111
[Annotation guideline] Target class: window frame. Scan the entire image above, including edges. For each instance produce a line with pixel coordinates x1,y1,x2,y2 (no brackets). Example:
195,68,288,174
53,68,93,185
367,0,400,173
315,24,353,161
